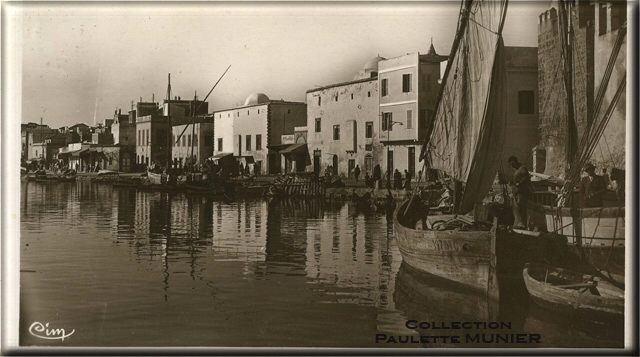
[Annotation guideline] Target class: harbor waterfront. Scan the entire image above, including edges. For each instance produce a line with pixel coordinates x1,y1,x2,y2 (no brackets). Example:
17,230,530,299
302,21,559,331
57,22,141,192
19,181,623,348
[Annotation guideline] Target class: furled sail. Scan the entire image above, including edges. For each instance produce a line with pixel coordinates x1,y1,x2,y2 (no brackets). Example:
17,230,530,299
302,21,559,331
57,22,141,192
420,0,508,214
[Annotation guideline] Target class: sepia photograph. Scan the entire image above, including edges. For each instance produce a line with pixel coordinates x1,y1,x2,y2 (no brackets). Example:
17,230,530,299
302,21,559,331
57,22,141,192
3,0,635,354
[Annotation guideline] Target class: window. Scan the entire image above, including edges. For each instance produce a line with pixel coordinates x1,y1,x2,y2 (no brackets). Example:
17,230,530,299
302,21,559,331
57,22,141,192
205,135,213,146
351,93,354,100
382,112,393,131
368,91,371,97
287,109,291,114
194,134,198,147
335,94,338,102
258,109,260,114
318,96,321,106
172,135,176,147
315,118,321,132
248,110,250,115
518,90,535,114
138,130,140,144
402,73,412,93
381,78,389,97
256,135,262,150
188,134,191,147
246,135,251,151
182,135,186,147
365,144,373,151
333,125,340,140
218,138,223,151
426,74,432,92
365,121,373,138
407,110,413,129
146,129,149,145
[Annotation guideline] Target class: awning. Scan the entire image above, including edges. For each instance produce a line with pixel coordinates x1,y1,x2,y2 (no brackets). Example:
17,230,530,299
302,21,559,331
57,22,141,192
267,144,292,152
72,148,90,157
208,153,233,161
237,156,255,164
280,143,308,155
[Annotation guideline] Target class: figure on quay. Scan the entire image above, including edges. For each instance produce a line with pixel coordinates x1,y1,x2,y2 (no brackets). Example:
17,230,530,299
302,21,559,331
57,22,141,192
354,165,361,182
508,156,531,229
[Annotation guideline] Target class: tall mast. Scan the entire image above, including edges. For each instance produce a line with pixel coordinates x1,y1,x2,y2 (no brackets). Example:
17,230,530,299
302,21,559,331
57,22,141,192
190,91,196,169
166,73,172,169
558,0,578,179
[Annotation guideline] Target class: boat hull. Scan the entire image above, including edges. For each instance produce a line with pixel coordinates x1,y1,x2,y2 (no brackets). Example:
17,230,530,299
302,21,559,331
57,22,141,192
393,201,495,294
531,205,625,282
523,263,624,320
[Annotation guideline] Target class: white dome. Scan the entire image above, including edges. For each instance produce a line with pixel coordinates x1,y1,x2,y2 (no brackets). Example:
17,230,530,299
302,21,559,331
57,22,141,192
244,93,270,106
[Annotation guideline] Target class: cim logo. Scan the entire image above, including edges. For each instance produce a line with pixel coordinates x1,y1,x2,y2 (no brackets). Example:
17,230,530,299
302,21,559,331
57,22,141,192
29,322,75,341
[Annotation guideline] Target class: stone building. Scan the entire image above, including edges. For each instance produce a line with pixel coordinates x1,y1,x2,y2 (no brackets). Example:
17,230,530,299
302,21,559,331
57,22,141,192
502,47,540,173
305,56,384,178
134,102,171,167
378,45,447,182
171,115,214,168
537,0,626,177
21,123,59,162
111,109,136,172
213,93,306,175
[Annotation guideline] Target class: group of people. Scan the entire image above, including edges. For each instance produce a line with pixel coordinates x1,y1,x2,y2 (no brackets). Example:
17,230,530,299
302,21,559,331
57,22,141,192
507,155,621,230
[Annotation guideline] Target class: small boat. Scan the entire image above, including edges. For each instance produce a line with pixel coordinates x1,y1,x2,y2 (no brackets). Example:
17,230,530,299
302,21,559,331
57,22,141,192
523,263,624,320
98,170,119,177
147,170,167,185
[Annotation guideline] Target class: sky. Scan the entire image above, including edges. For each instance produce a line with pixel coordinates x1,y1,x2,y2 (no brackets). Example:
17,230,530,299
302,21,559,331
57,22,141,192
11,1,551,129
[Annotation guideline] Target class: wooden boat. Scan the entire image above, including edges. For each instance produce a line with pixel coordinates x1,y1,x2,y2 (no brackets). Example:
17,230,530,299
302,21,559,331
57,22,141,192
394,201,498,294
528,204,625,283
146,170,167,185
394,0,509,296
97,170,119,176
523,263,624,320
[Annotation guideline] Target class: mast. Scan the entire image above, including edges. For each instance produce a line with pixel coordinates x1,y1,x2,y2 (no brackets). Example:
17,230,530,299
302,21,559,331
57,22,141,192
558,0,578,180
418,0,509,214
190,91,197,169
166,73,172,169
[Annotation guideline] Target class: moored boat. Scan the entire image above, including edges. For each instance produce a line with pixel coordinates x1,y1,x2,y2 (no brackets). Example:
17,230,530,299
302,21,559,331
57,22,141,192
394,0,510,296
523,263,624,320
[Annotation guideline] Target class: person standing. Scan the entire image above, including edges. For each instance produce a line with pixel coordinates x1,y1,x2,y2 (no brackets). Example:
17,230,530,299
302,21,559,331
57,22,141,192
354,165,361,182
581,163,607,208
404,169,412,190
373,164,382,189
508,156,532,229
393,169,402,190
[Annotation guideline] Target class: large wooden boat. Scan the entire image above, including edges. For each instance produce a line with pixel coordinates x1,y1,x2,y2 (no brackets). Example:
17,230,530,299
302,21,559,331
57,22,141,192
523,263,624,320
146,170,167,185
394,0,510,296
394,202,497,293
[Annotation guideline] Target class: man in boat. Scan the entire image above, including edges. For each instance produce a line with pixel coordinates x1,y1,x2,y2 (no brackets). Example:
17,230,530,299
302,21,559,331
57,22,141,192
508,156,532,229
580,163,607,208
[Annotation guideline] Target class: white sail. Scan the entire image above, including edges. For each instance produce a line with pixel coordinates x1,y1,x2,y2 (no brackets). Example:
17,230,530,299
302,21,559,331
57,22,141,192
422,0,508,214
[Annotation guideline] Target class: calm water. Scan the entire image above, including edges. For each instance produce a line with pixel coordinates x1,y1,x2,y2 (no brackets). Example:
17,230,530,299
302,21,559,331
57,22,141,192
19,181,624,348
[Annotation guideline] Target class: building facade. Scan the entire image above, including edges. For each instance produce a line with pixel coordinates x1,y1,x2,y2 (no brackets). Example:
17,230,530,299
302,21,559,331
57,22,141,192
378,46,447,182
171,116,214,168
134,102,171,167
306,57,383,178
213,93,306,175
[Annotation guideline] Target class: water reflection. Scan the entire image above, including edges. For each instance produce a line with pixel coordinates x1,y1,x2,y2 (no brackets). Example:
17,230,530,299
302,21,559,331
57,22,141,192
19,181,624,348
